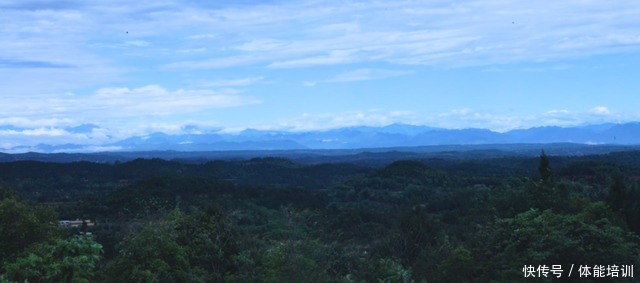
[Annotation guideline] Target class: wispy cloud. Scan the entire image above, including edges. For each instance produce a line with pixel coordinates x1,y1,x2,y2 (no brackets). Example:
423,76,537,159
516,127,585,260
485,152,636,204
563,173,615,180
589,106,612,115
305,68,413,86
163,55,263,69
255,110,421,132
0,117,76,128
268,50,359,68
4,1,640,78
0,59,73,69
0,82,260,150
186,33,217,40
159,1,640,69
431,107,633,132
123,40,151,47
252,106,637,133
542,109,571,117
196,76,264,87
88,85,258,115
3,1,640,74
0,125,114,152
325,68,413,83
1,85,259,129
177,47,206,53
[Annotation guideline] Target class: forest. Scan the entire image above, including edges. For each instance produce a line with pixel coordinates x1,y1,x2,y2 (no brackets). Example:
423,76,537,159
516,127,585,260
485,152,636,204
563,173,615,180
1,149,640,282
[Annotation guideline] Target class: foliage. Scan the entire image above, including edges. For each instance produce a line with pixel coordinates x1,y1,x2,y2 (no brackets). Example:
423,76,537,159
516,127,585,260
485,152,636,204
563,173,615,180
375,258,413,283
475,206,640,282
2,233,103,283
104,216,192,283
259,240,333,283
0,185,64,263
3,149,640,282
105,207,240,282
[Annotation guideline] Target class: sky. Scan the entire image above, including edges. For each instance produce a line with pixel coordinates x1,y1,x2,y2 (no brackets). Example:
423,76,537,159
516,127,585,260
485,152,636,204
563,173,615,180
1,0,640,150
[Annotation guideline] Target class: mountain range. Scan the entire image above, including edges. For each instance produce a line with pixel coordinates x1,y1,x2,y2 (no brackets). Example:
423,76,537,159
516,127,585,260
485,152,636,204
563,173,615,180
14,122,640,153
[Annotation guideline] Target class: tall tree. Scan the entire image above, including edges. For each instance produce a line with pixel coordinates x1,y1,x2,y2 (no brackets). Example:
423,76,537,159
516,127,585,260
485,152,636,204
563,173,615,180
538,150,554,186
609,171,626,212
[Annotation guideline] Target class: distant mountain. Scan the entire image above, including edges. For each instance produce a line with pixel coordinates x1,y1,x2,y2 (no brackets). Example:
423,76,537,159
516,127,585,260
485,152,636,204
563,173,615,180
104,122,640,151
113,132,307,151
504,123,640,144
3,122,640,153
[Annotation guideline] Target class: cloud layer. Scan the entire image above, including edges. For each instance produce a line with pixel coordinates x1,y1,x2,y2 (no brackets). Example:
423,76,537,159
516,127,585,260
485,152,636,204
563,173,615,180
3,1,639,74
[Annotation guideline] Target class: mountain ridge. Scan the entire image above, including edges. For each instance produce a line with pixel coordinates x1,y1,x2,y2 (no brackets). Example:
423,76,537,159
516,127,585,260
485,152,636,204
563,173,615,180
4,122,640,153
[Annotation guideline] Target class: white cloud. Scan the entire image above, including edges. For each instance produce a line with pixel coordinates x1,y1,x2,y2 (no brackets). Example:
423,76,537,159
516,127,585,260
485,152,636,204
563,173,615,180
186,34,217,40
0,126,115,151
445,108,474,116
542,109,570,117
84,85,260,117
269,50,358,68
0,6,125,94
589,106,612,115
177,47,206,53
197,77,264,87
0,85,259,135
303,68,412,86
124,40,151,47
163,55,263,69
0,128,68,137
433,108,521,131
250,108,529,133
3,0,640,76
302,81,317,87
153,1,640,69
253,110,421,132
235,39,287,52
52,146,123,153
324,68,413,83
0,117,76,128
258,107,636,133
3,0,638,96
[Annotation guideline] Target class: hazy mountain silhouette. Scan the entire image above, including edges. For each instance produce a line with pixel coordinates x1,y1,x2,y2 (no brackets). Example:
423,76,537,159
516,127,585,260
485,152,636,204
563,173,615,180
105,122,640,152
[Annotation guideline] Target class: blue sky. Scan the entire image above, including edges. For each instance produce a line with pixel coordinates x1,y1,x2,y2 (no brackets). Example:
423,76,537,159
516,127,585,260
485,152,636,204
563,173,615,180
1,0,640,150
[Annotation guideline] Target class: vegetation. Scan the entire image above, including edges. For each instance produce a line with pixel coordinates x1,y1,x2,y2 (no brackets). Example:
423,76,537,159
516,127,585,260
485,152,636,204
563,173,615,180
2,150,640,282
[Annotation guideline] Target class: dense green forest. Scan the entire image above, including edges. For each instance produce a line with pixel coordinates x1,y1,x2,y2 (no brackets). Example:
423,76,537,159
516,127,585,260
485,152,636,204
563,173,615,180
2,150,640,282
